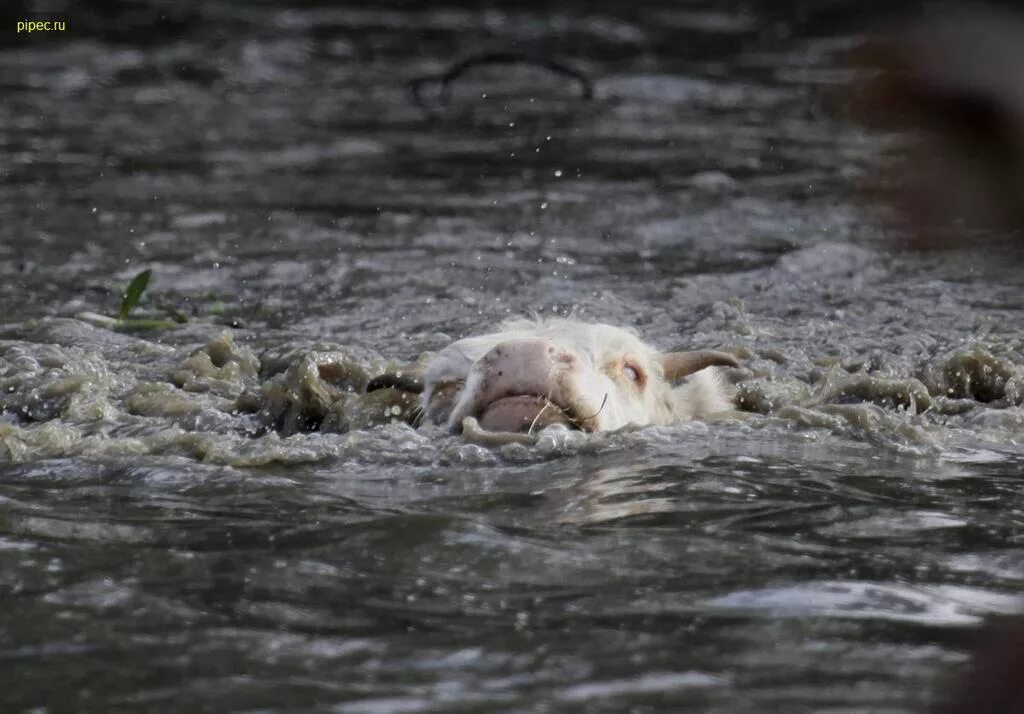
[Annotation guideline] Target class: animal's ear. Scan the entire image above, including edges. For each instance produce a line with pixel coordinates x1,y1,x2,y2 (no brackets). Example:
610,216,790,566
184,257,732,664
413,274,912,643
657,350,739,383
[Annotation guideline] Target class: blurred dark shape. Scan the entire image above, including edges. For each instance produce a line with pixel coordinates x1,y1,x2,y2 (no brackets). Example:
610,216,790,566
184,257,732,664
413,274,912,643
932,618,1024,714
853,7,1024,249
409,51,598,128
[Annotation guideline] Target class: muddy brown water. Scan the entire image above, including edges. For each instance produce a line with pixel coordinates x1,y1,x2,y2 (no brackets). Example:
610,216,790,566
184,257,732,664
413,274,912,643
2,2,1023,712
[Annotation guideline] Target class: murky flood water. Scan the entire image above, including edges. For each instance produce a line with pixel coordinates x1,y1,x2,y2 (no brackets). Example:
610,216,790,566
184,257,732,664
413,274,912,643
3,2,1023,712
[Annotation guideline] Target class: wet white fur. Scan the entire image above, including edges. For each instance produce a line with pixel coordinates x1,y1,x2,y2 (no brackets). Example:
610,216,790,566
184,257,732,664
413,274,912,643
421,318,733,432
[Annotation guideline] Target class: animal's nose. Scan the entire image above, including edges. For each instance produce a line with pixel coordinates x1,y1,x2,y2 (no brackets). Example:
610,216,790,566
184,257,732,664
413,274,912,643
482,339,573,371
444,338,580,433
478,339,573,394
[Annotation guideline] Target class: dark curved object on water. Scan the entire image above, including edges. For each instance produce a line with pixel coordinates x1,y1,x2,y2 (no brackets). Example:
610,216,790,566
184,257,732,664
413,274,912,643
365,373,424,394
409,51,594,115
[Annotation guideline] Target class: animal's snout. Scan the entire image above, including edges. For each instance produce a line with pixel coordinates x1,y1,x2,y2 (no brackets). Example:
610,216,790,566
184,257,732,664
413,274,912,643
466,339,579,433
479,339,573,390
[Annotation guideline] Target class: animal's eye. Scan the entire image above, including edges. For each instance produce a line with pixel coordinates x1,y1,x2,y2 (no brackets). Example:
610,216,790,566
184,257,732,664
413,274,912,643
623,363,643,384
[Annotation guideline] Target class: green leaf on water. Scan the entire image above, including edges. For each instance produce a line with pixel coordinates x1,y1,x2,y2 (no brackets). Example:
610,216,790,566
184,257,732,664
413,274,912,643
119,269,151,321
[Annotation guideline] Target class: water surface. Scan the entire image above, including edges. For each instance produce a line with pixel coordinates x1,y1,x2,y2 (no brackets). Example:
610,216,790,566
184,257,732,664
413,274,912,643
2,2,1023,712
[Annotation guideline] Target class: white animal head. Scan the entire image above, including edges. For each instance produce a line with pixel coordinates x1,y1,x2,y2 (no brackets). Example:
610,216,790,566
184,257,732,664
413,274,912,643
420,318,738,434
